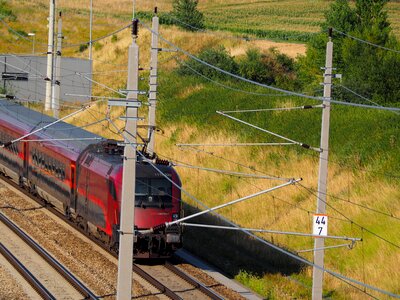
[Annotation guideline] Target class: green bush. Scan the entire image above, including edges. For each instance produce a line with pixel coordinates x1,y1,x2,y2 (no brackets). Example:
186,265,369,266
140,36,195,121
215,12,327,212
8,28,28,37
78,44,88,52
238,48,300,90
111,34,118,43
0,0,16,21
178,46,238,79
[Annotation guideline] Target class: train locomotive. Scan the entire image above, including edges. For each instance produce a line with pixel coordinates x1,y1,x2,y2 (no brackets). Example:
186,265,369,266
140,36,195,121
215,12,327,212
0,99,182,258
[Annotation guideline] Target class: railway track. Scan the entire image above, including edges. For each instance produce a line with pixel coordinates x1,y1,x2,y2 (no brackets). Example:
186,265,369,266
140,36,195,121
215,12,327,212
0,212,97,300
0,175,229,299
164,261,224,300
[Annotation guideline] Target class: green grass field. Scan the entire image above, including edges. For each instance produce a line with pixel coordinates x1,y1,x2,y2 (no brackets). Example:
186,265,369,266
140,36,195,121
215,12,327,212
3,0,400,55
1,1,400,299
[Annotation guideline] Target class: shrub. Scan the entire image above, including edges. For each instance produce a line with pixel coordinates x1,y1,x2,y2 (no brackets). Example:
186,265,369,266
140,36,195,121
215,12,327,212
238,48,300,90
79,44,88,52
178,46,238,79
111,34,118,43
8,28,28,38
0,0,16,21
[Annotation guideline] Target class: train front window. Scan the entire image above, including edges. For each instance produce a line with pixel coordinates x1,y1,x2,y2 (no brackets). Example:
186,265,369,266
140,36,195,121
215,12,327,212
135,178,173,208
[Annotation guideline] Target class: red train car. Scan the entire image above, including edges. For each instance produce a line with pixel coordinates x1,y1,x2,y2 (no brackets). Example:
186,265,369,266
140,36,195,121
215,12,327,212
0,99,182,258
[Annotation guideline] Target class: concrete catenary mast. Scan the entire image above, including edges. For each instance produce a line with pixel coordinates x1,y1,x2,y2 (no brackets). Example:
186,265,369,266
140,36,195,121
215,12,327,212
147,8,159,157
45,0,55,111
116,19,140,300
312,28,333,300
53,11,62,118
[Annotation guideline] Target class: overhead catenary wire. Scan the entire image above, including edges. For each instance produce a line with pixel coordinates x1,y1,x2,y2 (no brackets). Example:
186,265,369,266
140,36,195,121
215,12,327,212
220,104,324,114
296,243,355,253
0,17,35,43
0,59,47,81
76,72,126,97
21,137,103,143
176,142,295,147
62,22,133,48
157,149,348,224
172,162,290,181
336,84,400,115
116,115,391,297
105,116,400,297
332,27,400,54
217,110,322,152
165,178,301,228
305,186,400,222
297,183,400,249
180,223,362,242
140,20,400,112
131,138,400,299
0,100,101,147
175,56,287,97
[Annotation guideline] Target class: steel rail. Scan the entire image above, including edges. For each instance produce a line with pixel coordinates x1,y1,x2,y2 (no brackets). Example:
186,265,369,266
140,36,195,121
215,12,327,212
132,264,183,300
0,242,56,300
0,176,184,300
165,261,225,300
0,212,98,300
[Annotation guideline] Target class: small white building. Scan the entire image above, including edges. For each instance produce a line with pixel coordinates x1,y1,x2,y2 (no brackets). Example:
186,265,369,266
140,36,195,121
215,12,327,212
0,55,92,103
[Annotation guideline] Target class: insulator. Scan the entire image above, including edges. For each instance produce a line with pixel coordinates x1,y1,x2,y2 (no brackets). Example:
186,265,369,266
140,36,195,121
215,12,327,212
132,19,139,36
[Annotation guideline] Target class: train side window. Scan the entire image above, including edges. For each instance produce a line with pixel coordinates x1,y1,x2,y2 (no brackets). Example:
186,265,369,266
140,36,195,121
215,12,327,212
108,179,117,201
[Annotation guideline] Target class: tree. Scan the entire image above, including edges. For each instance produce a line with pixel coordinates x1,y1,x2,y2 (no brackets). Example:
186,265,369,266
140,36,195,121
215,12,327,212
298,0,400,104
172,0,205,31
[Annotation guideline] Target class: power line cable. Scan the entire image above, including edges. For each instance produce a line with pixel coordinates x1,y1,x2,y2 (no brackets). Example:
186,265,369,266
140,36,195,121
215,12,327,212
336,84,400,116
217,110,322,152
305,186,400,222
62,23,132,48
332,28,400,54
106,116,399,298
140,20,400,112
221,104,324,113
173,161,289,181
297,183,400,249
175,56,288,97
134,143,400,298
0,17,34,43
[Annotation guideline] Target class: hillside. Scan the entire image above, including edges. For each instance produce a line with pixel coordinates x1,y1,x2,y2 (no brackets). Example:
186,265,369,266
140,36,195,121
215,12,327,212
1,1,400,299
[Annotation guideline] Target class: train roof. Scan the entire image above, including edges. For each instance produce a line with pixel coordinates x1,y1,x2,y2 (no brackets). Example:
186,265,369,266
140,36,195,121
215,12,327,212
0,99,103,154
82,140,175,177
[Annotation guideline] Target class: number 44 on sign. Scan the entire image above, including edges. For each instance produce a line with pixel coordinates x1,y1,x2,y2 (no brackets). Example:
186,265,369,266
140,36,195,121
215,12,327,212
313,214,328,237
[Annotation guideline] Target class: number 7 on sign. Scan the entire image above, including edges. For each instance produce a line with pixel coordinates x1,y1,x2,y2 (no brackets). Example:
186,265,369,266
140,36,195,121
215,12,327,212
313,214,328,237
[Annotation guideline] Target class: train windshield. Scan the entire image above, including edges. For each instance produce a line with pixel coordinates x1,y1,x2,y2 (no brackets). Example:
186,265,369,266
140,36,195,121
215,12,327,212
135,178,173,208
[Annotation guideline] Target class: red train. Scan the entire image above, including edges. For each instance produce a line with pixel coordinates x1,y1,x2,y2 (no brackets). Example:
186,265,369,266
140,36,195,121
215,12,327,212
0,99,182,258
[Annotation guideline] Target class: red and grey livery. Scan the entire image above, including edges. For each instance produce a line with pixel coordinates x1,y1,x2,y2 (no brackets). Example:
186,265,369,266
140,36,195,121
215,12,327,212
0,99,182,258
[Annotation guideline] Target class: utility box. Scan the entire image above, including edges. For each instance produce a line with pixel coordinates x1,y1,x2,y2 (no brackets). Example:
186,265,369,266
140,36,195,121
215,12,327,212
0,55,92,103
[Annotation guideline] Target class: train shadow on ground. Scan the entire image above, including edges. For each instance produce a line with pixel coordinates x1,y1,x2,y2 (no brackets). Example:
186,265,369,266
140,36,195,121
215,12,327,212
181,203,305,278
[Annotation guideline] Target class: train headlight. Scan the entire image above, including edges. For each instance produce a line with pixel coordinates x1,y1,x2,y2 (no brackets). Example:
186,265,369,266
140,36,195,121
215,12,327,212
172,213,179,220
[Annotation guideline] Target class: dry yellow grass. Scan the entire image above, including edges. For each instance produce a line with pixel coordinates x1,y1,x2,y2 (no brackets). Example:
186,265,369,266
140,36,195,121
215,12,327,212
4,1,399,298
151,123,399,299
